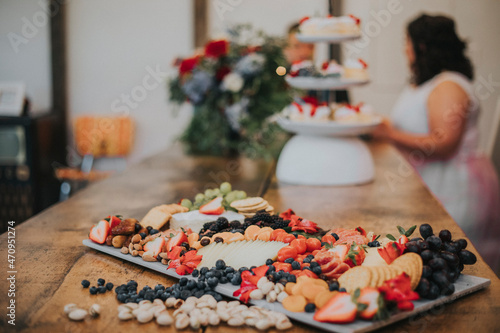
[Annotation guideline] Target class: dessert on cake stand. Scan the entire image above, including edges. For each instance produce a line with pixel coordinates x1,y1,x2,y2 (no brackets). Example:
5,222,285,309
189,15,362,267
276,30,379,186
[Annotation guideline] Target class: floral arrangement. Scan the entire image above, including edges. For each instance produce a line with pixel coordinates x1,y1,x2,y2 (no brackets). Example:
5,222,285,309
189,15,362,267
169,26,292,158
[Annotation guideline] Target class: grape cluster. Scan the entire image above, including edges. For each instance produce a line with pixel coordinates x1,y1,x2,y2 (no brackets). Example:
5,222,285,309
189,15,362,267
407,224,477,299
180,182,247,212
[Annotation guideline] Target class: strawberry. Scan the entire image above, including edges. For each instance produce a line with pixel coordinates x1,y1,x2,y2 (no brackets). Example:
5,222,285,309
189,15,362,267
344,242,366,267
167,245,183,260
166,232,188,252
143,236,165,258
355,226,367,236
358,288,382,320
107,216,121,229
378,241,405,265
314,292,357,323
199,197,224,215
329,244,349,260
89,220,110,244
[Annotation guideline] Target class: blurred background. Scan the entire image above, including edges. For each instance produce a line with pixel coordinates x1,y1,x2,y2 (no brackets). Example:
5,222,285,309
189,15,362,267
1,0,500,227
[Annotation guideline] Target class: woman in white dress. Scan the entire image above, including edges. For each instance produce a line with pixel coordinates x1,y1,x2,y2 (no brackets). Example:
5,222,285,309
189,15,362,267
373,14,500,272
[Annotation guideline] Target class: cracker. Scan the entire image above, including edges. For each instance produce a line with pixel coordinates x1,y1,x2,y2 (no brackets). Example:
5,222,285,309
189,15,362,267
140,206,172,230
237,201,269,212
391,253,423,290
338,266,372,293
230,197,264,209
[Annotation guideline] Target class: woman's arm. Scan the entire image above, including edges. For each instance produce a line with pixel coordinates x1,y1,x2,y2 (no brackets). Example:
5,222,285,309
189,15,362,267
374,81,469,159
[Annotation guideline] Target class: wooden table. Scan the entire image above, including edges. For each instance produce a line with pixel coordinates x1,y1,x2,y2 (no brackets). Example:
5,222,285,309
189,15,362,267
0,142,498,333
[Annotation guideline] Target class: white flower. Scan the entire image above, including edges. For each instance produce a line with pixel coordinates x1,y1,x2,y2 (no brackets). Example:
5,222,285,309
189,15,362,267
222,72,244,92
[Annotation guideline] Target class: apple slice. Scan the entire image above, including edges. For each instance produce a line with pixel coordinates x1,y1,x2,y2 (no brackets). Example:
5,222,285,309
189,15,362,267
199,197,224,215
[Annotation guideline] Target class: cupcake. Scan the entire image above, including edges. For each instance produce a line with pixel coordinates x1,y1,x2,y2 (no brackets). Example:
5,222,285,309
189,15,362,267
343,58,369,80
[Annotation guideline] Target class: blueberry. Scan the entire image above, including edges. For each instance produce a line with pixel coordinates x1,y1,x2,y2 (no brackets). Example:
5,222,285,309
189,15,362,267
207,277,219,288
267,265,275,273
303,266,311,271
329,281,339,291
250,266,257,271
224,267,235,274
116,293,127,302
310,262,319,269
231,274,242,285
305,303,316,313
291,261,301,270
192,269,199,278
139,232,147,239
284,258,294,264
226,273,234,281
200,267,209,276
148,228,159,235
160,292,168,301
89,286,98,295
339,288,347,293
138,290,145,297
278,278,288,285
287,275,296,283
98,286,107,294
134,223,142,233
179,277,188,286
180,290,191,300
303,257,311,264
97,278,105,286
194,290,205,298
81,280,90,288
220,277,228,284
146,226,152,232
187,280,197,290
239,267,249,273
266,259,274,266
312,266,322,276
306,254,315,259
213,270,222,279
127,280,138,287
419,224,434,239
372,240,380,247
331,233,339,241
197,281,206,289
106,282,114,291
367,241,374,247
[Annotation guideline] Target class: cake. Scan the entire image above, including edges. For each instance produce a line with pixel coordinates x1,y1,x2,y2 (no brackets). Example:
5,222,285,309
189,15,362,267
289,60,318,77
284,98,332,122
299,15,361,36
333,103,375,123
343,58,369,80
321,61,344,78
169,210,245,233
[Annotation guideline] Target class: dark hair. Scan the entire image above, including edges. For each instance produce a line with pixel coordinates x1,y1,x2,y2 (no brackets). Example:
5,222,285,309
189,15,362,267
288,22,300,35
407,14,473,85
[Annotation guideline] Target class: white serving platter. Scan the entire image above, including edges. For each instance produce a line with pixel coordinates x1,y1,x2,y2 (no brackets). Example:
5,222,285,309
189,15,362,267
277,116,382,137
296,33,361,43
83,239,490,333
285,76,370,90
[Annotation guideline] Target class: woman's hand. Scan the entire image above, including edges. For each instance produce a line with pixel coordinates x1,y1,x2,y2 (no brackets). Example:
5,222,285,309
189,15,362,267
372,117,394,141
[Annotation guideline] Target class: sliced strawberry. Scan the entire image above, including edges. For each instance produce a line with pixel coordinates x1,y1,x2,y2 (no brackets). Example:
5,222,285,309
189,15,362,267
321,234,335,245
273,262,292,273
378,241,405,265
398,235,409,245
358,288,382,320
143,236,166,258
355,226,367,236
199,197,224,215
314,292,357,323
330,244,349,260
344,242,366,267
323,263,350,280
108,216,121,229
167,246,183,260
166,232,188,252
89,220,110,244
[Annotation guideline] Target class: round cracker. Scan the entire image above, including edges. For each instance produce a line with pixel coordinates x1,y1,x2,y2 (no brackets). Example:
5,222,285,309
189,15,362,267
338,266,372,293
237,201,269,212
230,197,264,209
367,266,379,288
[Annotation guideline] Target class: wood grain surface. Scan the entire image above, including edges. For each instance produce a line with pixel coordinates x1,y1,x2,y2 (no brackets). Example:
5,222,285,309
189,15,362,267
0,142,498,333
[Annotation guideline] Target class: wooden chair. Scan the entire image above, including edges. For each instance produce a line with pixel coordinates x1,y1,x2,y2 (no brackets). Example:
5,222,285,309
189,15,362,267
55,116,134,200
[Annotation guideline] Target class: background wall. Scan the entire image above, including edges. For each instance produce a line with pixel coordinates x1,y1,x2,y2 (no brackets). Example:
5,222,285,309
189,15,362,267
0,0,52,113
65,0,194,164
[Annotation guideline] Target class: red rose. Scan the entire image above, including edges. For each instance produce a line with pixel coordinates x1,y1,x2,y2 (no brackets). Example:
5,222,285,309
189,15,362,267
215,66,231,81
205,40,229,58
179,56,200,75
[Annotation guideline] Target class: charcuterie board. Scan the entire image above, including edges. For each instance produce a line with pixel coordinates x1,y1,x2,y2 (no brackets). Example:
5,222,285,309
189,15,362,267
83,239,490,333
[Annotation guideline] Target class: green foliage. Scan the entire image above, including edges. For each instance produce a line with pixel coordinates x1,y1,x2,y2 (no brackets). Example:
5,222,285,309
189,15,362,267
168,25,292,159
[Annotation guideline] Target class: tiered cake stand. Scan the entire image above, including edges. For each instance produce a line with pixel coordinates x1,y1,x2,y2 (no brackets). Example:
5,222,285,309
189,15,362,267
276,33,380,186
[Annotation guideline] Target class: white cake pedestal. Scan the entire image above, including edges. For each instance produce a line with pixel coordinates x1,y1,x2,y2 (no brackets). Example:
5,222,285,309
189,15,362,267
276,135,375,186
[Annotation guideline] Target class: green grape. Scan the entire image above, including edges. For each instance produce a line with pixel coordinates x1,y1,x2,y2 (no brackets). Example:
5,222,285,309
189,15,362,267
194,193,205,203
204,189,215,198
225,192,237,203
236,191,247,200
180,198,193,208
212,188,221,196
220,182,232,194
